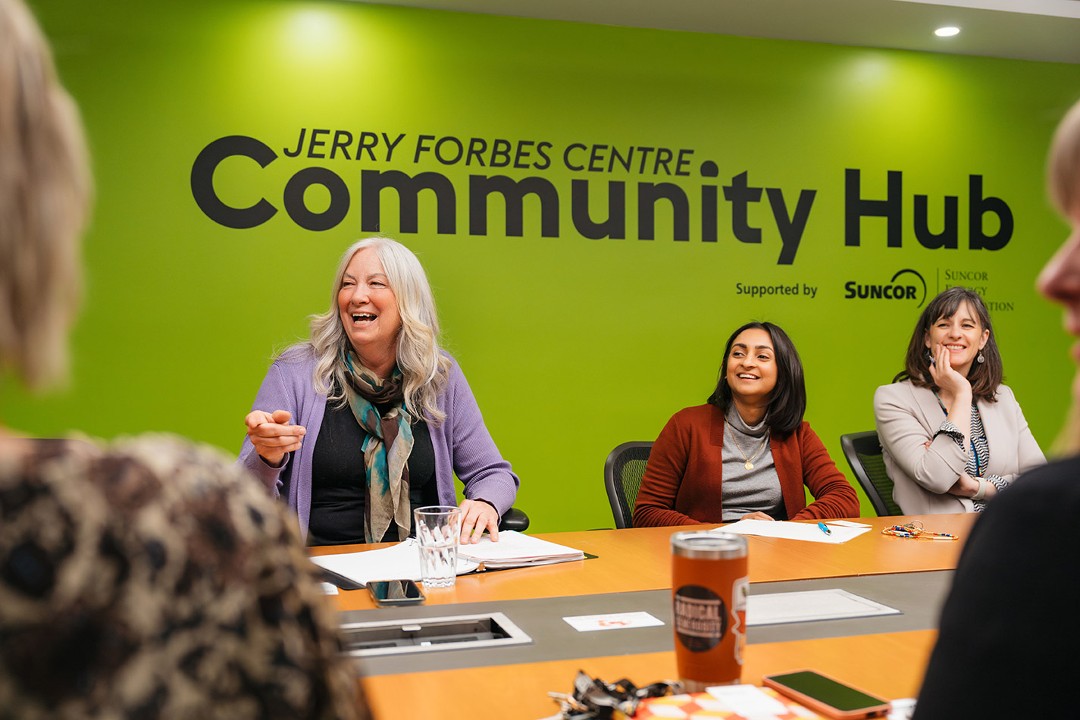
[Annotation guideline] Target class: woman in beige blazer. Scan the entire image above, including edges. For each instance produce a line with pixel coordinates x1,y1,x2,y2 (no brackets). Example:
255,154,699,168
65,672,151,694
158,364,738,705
874,287,1045,514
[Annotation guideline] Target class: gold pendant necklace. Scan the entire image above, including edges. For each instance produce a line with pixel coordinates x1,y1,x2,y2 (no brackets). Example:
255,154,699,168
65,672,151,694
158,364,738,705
727,422,769,470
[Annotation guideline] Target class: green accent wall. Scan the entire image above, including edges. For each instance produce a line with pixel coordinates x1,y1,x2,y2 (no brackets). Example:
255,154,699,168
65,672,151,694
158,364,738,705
9,0,1080,531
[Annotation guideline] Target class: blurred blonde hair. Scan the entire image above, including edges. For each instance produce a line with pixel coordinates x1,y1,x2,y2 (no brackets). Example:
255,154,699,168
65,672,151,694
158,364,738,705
308,237,451,423
1047,96,1080,455
1048,97,1080,219
0,0,91,391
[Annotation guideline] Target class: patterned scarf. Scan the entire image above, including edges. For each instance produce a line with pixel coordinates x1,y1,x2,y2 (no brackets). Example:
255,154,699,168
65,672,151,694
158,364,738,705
341,350,414,543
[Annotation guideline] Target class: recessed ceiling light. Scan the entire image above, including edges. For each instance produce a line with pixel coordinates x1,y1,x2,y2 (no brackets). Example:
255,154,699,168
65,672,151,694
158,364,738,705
935,26,961,38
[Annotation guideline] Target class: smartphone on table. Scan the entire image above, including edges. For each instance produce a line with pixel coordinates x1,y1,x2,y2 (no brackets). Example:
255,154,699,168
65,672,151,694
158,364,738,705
366,579,425,607
763,670,890,719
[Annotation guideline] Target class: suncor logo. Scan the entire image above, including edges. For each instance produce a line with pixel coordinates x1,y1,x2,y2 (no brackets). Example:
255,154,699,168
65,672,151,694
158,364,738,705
844,269,927,308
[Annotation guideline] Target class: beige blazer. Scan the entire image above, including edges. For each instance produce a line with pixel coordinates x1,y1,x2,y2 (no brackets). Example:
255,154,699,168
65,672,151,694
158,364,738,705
873,381,1045,514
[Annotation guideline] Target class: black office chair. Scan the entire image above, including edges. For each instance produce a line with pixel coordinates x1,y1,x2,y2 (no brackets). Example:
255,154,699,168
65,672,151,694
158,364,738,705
603,441,653,529
840,431,902,516
498,507,530,532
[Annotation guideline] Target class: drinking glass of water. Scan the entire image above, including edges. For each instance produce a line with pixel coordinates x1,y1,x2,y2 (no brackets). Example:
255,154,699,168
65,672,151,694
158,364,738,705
413,505,461,588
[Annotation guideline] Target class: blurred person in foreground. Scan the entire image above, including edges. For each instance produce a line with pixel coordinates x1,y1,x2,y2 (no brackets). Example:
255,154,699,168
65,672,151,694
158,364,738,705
913,97,1080,718
0,1,367,716
240,237,519,545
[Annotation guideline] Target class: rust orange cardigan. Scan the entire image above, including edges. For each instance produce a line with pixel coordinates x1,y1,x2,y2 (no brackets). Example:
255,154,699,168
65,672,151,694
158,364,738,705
632,404,859,527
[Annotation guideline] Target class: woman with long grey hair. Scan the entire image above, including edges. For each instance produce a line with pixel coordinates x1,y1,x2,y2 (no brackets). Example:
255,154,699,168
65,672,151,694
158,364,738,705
241,237,519,545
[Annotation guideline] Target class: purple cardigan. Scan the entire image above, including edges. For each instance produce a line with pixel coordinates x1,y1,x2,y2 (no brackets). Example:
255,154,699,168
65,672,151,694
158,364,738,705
239,346,520,539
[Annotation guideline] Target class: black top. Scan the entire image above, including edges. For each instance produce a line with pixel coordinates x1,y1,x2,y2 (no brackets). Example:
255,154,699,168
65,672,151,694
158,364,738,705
913,454,1080,719
308,398,437,545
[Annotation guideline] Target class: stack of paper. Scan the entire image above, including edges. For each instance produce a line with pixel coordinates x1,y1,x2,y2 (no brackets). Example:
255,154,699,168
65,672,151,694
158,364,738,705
311,539,477,585
458,530,585,569
310,531,585,587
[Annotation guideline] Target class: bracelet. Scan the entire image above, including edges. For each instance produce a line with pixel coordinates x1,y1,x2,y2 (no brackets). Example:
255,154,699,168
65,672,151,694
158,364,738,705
972,478,987,502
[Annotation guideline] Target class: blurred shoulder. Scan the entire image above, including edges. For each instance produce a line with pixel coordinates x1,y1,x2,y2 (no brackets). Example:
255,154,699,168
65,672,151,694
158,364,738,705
0,435,101,481
975,455,1080,542
0,432,289,563
1011,454,1080,497
111,434,262,487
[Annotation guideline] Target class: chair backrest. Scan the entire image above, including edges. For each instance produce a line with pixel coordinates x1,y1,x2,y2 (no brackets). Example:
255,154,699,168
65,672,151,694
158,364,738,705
603,441,653,529
840,431,903,516
498,507,530,533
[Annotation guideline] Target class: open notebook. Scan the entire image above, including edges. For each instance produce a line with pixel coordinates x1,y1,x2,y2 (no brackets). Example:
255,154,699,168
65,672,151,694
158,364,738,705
311,531,585,586
458,530,585,570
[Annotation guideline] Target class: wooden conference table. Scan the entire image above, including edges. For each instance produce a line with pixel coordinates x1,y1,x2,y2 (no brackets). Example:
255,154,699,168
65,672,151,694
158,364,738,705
312,513,975,719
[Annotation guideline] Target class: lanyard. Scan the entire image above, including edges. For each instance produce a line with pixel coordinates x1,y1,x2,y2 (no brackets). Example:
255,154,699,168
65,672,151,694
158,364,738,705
934,393,983,477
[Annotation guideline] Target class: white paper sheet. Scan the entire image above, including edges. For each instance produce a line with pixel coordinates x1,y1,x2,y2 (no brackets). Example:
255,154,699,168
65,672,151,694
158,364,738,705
310,538,479,585
562,611,664,632
747,588,900,626
715,519,871,544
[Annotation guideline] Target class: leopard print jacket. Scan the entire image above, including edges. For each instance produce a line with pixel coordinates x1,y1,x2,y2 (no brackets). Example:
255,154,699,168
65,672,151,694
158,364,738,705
0,434,370,720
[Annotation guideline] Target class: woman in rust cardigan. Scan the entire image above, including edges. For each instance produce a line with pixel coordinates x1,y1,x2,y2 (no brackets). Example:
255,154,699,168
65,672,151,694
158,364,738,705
633,321,859,527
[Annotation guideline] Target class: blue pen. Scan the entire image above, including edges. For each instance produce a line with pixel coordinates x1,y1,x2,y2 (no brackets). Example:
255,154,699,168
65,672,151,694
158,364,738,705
817,522,832,536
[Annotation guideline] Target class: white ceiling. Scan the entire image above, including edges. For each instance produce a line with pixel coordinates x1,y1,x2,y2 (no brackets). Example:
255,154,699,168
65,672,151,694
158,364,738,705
357,0,1080,64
